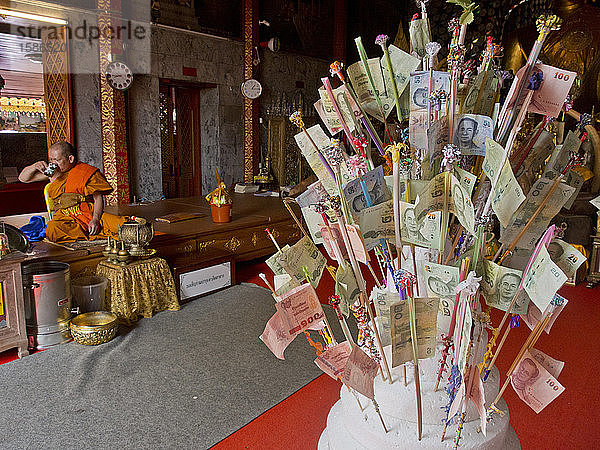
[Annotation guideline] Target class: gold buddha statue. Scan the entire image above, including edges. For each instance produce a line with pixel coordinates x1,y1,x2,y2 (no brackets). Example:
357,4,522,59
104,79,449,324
504,0,600,112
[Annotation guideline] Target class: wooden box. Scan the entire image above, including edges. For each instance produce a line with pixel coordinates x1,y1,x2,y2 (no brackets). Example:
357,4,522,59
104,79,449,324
0,261,29,357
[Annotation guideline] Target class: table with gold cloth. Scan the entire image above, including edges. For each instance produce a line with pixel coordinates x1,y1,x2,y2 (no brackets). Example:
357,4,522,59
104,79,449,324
96,257,180,324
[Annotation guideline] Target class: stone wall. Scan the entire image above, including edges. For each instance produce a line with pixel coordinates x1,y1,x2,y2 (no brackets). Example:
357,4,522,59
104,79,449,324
68,23,329,200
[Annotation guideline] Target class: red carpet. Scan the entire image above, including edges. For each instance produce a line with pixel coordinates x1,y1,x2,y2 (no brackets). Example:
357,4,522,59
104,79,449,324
224,262,600,449
3,258,598,449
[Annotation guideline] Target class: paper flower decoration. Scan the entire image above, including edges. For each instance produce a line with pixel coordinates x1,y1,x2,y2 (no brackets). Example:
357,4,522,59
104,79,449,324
375,34,389,47
442,144,461,170
329,61,344,80
289,110,304,128
205,170,232,206
348,155,368,178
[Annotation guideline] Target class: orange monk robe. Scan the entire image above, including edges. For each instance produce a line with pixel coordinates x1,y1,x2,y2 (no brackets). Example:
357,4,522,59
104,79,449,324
46,162,127,243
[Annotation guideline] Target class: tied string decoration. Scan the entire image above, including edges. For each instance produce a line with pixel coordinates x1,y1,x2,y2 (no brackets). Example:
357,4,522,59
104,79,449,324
577,113,592,134
353,136,369,159
447,44,465,73
328,295,344,321
350,301,381,362
348,154,368,178
563,95,573,113
289,110,304,128
329,60,345,82
441,144,461,171
329,195,342,213
312,199,329,215
438,334,454,377
453,271,481,297
510,315,520,329
374,34,388,47
462,59,477,84
494,69,513,88
429,90,447,112
326,139,345,168
425,41,441,71
392,268,417,296
443,365,462,425
386,142,412,177
536,14,563,36
527,71,544,91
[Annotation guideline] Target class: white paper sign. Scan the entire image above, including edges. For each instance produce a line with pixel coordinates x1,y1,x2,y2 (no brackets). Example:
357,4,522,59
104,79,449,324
179,262,232,300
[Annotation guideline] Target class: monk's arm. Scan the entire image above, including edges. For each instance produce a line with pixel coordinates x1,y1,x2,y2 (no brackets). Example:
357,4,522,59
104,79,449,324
88,192,104,235
18,161,49,183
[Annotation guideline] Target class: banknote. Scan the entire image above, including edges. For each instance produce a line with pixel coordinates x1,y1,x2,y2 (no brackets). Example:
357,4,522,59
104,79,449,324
358,200,395,250
510,349,565,414
315,85,357,135
275,283,325,337
480,259,527,314
426,115,449,162
260,310,296,360
371,287,402,347
341,344,380,399
528,347,565,379
390,297,439,367
591,193,600,210
314,341,353,380
400,201,442,249
320,223,349,262
414,172,475,235
547,239,586,278
408,18,429,58
563,169,585,210
454,298,473,376
521,294,568,334
296,181,338,245
527,64,577,118
453,114,494,156
410,71,451,112
409,71,451,152
343,165,391,218
384,177,428,203
294,124,338,195
483,138,526,227
448,363,487,436
273,273,301,297
346,224,369,264
276,236,327,288
381,45,421,101
542,145,570,181
347,58,394,122
335,262,361,317
500,178,575,249
423,262,459,303
399,245,439,301
454,166,477,196
461,69,499,117
266,246,291,276
514,129,556,179
522,246,567,314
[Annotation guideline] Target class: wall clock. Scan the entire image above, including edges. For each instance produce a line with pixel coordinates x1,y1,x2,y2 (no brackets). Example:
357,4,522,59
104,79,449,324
241,78,262,99
105,61,133,90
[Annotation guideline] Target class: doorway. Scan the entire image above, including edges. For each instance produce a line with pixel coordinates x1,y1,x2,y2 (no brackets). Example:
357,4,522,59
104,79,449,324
159,81,203,199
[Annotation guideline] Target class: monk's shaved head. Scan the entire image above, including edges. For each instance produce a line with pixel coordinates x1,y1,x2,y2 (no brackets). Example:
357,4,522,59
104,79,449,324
49,141,76,161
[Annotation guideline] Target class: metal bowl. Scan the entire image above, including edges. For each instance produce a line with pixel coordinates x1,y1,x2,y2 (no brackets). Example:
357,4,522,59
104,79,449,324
70,311,118,345
118,220,154,255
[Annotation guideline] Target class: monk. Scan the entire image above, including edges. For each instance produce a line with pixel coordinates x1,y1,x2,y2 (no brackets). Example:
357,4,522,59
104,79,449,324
18,141,127,243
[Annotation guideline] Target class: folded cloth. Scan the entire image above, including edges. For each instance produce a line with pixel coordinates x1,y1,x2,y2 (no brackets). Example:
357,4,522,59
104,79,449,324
20,216,46,242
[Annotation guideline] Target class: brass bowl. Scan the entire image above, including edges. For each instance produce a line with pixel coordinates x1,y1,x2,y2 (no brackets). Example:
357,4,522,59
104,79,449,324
118,221,154,256
70,311,118,345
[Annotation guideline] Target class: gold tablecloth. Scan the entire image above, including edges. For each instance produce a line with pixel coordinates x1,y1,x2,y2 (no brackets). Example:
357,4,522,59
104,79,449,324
97,257,180,324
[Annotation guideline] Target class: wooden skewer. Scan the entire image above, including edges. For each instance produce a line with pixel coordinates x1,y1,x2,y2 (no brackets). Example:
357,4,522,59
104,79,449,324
408,294,423,440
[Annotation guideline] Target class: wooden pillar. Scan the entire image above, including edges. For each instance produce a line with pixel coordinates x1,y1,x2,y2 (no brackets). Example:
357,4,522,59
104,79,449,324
333,0,347,63
97,0,130,205
243,0,259,182
41,26,74,147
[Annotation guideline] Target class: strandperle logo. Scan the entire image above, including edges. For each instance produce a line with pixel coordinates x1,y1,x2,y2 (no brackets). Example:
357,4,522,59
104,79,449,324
16,19,148,46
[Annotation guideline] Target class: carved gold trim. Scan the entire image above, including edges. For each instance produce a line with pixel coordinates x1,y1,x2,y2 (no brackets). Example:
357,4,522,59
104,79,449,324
243,0,257,182
224,236,241,252
97,1,129,206
198,240,216,251
251,232,258,247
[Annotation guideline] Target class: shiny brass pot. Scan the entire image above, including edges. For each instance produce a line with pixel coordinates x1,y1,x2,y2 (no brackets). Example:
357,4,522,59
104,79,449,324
70,311,118,345
118,220,153,255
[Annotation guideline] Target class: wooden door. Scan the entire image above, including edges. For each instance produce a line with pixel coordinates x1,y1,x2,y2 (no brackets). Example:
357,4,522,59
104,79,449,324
159,83,201,199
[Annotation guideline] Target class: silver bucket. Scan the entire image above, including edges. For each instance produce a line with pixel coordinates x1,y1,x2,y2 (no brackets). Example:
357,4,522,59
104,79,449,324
22,261,72,349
